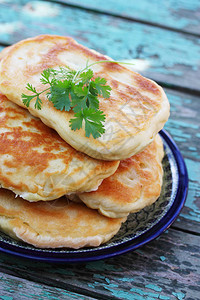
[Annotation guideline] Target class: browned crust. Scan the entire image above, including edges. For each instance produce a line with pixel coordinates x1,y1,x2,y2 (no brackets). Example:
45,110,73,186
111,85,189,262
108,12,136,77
0,35,170,160
0,93,119,199
0,189,125,248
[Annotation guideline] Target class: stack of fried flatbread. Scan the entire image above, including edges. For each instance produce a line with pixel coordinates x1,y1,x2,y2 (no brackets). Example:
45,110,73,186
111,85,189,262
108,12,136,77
0,35,169,249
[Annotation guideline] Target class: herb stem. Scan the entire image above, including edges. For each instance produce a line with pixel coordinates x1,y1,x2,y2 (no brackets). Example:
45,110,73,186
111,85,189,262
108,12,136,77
38,87,50,96
79,60,134,74
22,60,125,138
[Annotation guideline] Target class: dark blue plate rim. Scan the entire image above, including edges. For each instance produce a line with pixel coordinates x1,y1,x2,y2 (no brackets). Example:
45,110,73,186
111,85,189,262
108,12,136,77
0,129,188,263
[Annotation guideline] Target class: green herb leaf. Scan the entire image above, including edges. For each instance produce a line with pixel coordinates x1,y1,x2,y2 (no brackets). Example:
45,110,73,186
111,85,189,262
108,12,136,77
40,69,52,85
71,96,88,113
48,80,72,111
87,93,99,110
26,83,37,93
69,111,84,131
70,108,105,138
92,77,111,98
22,83,43,109
22,93,36,108
53,67,76,81
21,60,118,138
83,108,106,138
35,95,42,110
79,69,93,84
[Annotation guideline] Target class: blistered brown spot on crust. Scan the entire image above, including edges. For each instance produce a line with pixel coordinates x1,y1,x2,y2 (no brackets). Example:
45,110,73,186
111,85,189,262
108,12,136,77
133,72,161,95
0,94,77,165
0,94,70,191
24,44,68,76
0,34,169,160
0,93,119,198
80,136,163,206
0,189,125,248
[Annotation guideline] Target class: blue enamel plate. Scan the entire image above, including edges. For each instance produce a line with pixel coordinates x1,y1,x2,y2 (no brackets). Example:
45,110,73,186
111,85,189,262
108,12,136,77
0,130,188,263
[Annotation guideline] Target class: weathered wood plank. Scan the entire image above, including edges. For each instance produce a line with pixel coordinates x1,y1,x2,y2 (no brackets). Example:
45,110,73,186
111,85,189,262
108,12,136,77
0,228,199,299
0,1,199,91
164,88,200,233
53,0,200,35
0,271,95,300
0,2,199,300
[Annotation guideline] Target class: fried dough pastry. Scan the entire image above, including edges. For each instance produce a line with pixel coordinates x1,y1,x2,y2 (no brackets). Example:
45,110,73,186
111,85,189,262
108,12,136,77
78,135,164,218
0,189,126,248
0,93,119,201
0,35,170,160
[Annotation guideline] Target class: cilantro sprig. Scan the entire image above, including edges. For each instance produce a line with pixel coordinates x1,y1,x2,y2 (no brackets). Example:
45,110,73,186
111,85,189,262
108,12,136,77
22,61,113,139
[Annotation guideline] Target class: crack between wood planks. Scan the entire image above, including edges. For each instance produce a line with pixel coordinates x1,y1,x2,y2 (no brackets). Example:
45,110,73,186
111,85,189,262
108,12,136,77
156,80,200,96
0,266,118,300
48,0,200,38
0,41,11,48
171,225,200,237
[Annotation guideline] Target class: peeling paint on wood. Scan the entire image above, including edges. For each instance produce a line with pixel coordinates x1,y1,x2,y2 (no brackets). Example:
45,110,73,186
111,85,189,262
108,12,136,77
55,0,200,35
0,271,92,300
0,229,199,300
163,88,200,231
0,1,199,91
0,1,199,299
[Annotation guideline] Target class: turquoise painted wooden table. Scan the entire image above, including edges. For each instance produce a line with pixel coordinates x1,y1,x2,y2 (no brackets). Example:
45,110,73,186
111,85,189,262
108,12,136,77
0,1,199,299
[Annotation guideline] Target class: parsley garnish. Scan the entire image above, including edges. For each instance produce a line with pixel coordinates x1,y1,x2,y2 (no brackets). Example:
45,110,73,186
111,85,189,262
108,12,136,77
22,61,113,139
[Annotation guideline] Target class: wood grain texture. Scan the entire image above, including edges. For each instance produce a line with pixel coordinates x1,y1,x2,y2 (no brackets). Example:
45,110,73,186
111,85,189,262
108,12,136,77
0,2,199,299
0,271,94,300
0,0,199,92
53,0,200,35
0,228,199,300
164,88,200,233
